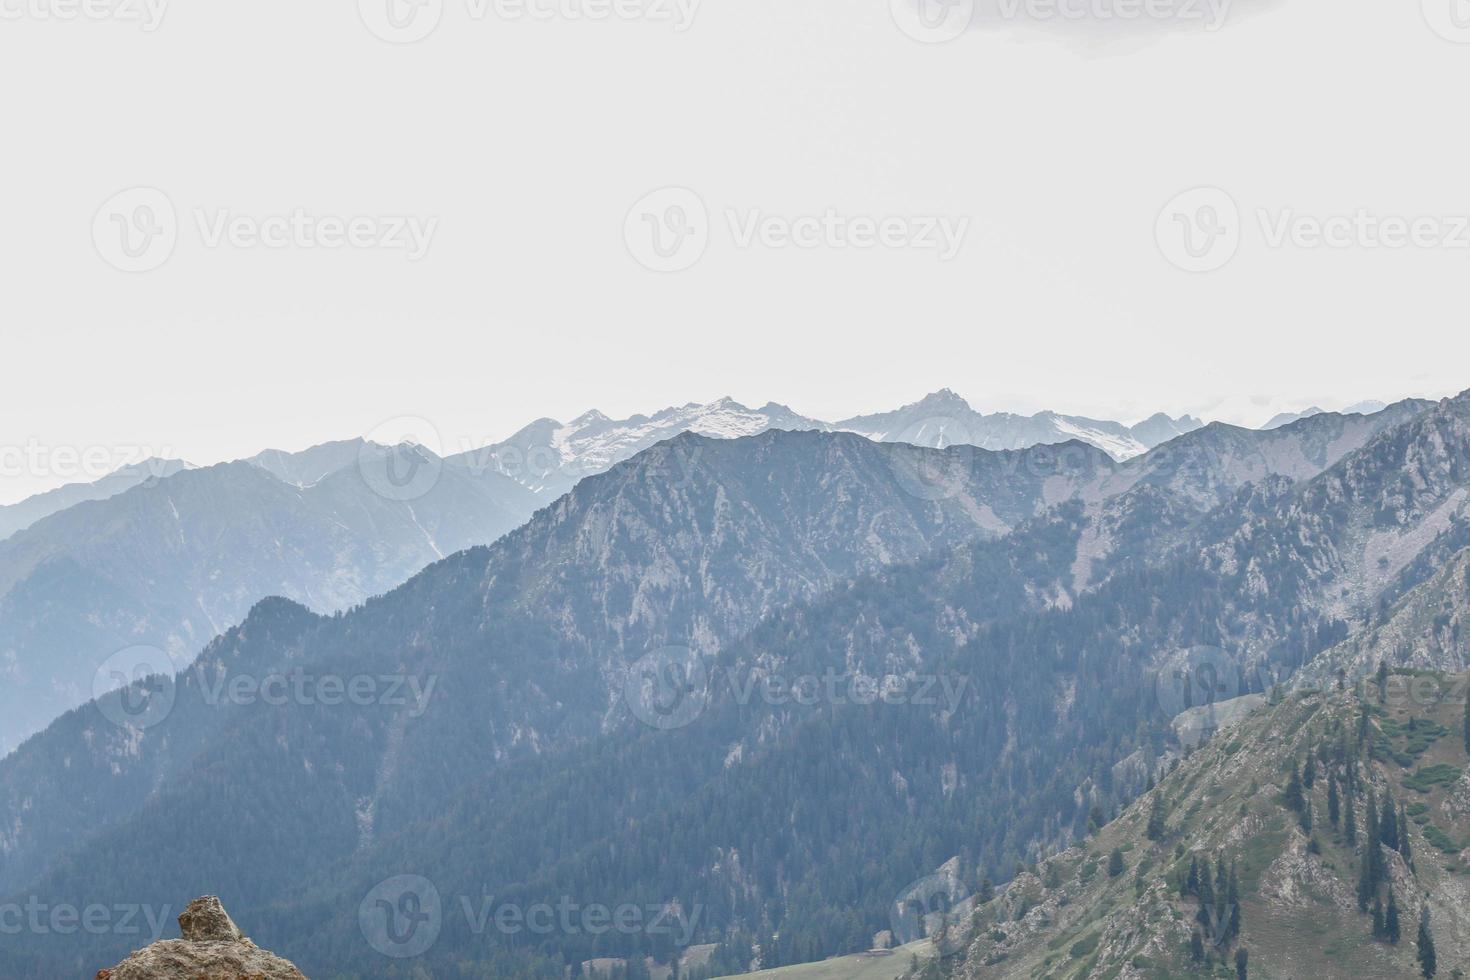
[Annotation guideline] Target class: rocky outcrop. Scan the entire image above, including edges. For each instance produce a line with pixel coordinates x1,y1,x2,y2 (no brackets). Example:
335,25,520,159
96,897,306,980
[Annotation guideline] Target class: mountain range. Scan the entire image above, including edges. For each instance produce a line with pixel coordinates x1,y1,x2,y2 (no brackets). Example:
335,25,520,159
836,389,1202,461
1,390,1464,977
0,457,190,542
0,392,1227,755
458,392,1204,501
0,444,540,755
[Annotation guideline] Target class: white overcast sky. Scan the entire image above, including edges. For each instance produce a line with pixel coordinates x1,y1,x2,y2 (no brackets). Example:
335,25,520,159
2,0,1467,502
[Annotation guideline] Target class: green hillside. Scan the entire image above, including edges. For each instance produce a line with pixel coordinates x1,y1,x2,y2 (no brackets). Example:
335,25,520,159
920,670,1470,979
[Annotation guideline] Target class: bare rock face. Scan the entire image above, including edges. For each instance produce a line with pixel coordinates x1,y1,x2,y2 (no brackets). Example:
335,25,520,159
96,896,307,980
178,896,246,943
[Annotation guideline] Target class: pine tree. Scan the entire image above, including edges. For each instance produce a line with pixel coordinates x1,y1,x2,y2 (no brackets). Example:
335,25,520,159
1187,858,1201,897
1198,865,1215,914
1399,803,1413,863
1373,897,1385,940
1235,947,1249,980
1285,763,1305,812
1147,794,1167,841
1381,793,1400,852
1300,797,1313,835
1108,848,1126,878
1418,905,1437,978
1386,888,1401,945
1377,661,1390,702
1303,753,1318,790
1191,930,1206,963
1357,848,1376,912
1328,773,1341,826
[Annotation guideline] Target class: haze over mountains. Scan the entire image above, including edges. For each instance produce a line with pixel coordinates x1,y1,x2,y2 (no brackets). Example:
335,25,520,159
0,445,539,754
0,392,1423,756
0,457,191,542
2,389,1466,978
459,391,1203,502
0,390,1222,753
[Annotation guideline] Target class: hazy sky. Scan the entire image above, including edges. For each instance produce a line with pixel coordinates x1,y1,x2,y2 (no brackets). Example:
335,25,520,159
2,0,1466,502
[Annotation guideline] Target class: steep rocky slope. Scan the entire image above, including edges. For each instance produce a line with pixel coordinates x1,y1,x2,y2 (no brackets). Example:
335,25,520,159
920,671,1470,979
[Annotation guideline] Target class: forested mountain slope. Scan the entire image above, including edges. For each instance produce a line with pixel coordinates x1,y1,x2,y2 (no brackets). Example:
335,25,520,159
925,670,1470,979
0,396,1463,978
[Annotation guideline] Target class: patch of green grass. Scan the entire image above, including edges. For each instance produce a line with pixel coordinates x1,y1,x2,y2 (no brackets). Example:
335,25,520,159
1237,816,1289,892
1422,824,1464,855
1068,934,1100,959
1405,763,1462,793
